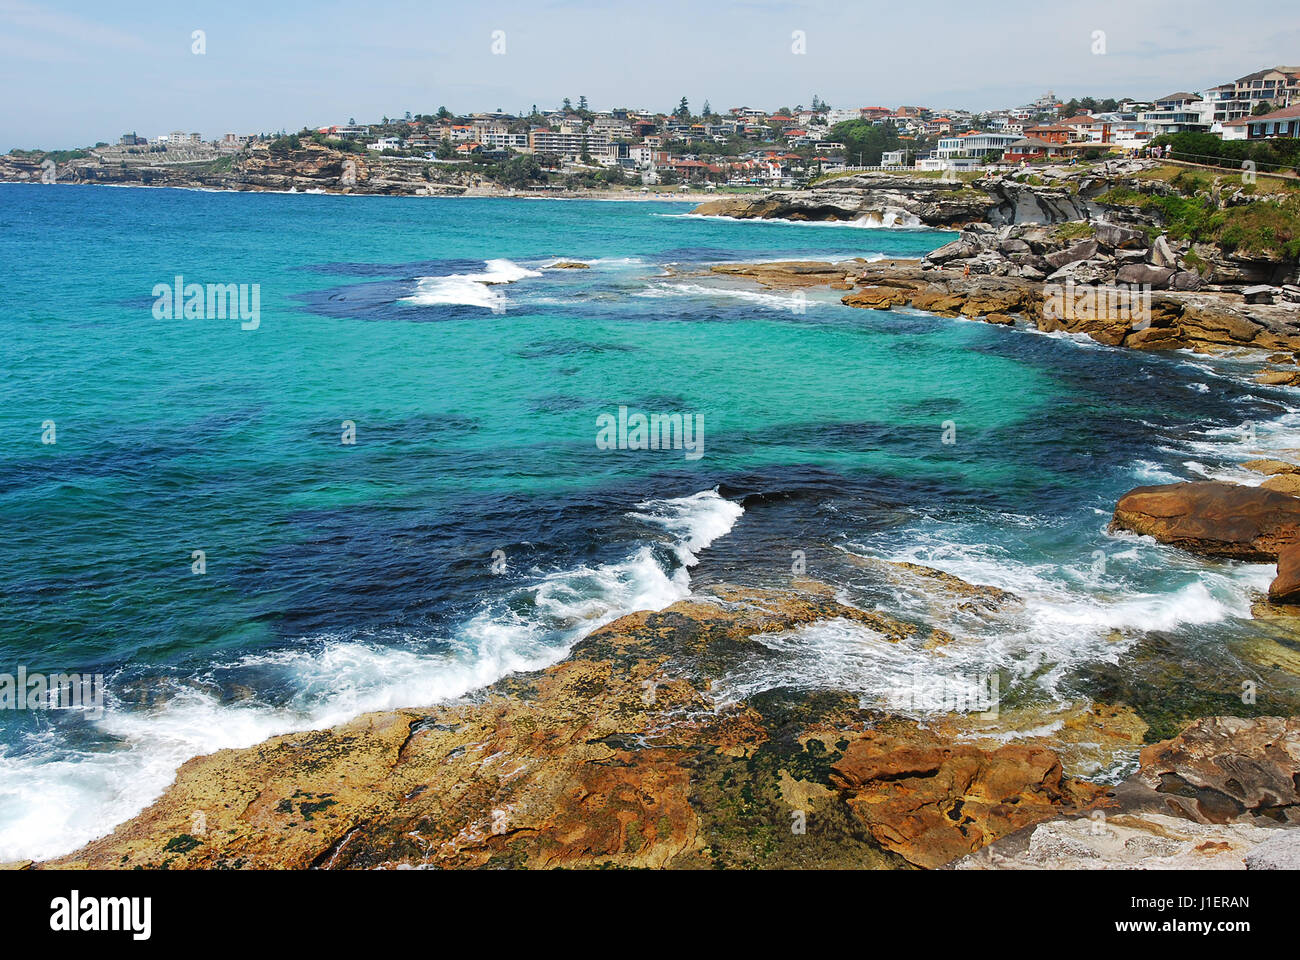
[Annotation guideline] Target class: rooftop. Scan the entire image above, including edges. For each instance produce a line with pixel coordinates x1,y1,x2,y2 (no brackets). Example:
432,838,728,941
1249,103,1300,123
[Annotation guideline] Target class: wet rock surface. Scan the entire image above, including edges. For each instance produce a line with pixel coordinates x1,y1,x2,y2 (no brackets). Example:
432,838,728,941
1137,716,1300,825
36,582,1116,871
22,570,1300,871
956,716,1300,869
1110,481,1300,560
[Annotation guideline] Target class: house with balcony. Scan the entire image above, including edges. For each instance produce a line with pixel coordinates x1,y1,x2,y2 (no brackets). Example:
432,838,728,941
1134,100,1211,138
1206,66,1300,122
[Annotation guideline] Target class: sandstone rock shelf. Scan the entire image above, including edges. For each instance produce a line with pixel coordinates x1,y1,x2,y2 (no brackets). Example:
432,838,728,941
19,578,1300,871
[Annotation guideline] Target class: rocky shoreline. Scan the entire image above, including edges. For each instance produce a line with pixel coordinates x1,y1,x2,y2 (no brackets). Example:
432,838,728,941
709,257,1300,357
9,156,1300,872
0,142,709,201
694,161,1300,301
13,566,1299,871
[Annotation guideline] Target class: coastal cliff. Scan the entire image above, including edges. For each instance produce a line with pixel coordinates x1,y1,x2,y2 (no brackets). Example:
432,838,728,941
693,160,1300,298
694,159,1300,354
686,165,1147,227
691,173,998,226
0,141,471,195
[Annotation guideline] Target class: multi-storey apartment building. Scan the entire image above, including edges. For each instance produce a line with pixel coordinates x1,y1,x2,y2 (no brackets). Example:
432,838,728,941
1205,66,1300,122
527,129,614,161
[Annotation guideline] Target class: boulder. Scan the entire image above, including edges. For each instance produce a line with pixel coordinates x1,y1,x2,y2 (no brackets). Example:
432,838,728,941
1094,222,1146,250
1244,285,1276,305
1046,259,1115,285
1115,263,1176,289
1178,298,1264,345
1124,325,1186,350
1269,542,1300,603
1263,473,1300,496
841,286,910,309
829,728,1104,869
1044,239,1099,269
1243,458,1300,476
1110,481,1300,559
1137,717,1300,825
1017,224,1062,253
926,238,979,264
1149,234,1177,268
1169,270,1203,291
909,289,966,315
1255,369,1300,387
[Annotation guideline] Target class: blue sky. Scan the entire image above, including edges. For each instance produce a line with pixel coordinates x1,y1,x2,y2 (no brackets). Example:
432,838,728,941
3,0,1299,150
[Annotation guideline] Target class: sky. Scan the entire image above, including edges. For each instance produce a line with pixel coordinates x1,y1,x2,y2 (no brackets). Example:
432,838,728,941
3,0,1299,150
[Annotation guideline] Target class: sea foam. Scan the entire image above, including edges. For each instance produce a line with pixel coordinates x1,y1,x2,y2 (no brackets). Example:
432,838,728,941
402,258,542,309
0,489,743,863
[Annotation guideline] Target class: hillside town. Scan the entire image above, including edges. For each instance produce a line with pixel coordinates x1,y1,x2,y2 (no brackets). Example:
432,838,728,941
62,64,1300,190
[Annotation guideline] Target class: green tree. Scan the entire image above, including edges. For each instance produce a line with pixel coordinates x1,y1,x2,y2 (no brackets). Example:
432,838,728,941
496,153,543,187
1253,101,1274,116
676,97,690,120
828,119,902,166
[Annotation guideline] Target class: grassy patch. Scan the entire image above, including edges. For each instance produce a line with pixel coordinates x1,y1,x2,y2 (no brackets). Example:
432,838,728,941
1054,221,1096,241
1098,183,1300,258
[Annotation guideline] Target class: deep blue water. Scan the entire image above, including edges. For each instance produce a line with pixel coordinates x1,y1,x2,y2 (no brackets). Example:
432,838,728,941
1,182,1296,860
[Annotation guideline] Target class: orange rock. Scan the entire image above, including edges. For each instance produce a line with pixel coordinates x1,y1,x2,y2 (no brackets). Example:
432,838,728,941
1111,481,1300,559
841,286,910,309
830,729,1105,869
1270,543,1300,604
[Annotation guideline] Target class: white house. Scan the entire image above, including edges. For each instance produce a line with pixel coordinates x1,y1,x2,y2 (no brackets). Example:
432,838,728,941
935,131,1021,159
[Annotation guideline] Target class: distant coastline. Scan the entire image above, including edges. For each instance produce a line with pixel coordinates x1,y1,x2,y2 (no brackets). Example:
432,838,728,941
0,178,705,203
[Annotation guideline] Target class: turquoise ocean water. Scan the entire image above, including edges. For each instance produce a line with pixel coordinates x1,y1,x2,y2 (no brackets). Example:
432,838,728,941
2,183,1298,860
